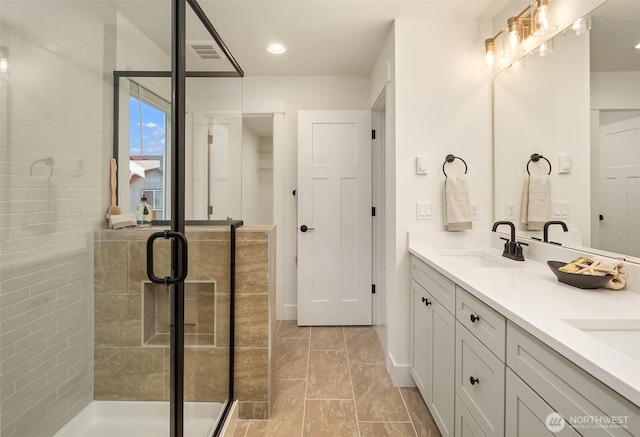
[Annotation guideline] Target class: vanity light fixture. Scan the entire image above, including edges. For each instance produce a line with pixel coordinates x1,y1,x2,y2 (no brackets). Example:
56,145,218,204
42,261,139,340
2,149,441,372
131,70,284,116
483,0,558,70
502,16,524,58
531,0,557,37
564,16,591,36
482,38,496,72
0,46,8,77
267,43,286,55
635,42,640,50
530,38,554,57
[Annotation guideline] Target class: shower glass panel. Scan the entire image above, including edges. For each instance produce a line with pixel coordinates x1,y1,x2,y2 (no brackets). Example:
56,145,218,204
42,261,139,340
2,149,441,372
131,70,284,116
0,0,243,435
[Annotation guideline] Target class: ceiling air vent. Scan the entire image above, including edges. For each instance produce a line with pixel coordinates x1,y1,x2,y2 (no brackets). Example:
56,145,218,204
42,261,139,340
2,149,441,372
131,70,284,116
188,41,221,60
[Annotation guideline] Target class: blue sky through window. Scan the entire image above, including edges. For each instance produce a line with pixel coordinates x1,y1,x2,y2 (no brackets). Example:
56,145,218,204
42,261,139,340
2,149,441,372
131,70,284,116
129,97,167,157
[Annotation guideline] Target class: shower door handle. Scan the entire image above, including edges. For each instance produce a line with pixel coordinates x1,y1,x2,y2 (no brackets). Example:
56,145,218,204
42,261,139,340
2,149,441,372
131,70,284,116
146,230,189,285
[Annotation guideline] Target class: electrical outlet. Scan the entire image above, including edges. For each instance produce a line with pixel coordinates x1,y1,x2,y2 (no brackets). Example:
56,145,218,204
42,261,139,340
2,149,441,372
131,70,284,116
471,202,479,220
505,202,516,219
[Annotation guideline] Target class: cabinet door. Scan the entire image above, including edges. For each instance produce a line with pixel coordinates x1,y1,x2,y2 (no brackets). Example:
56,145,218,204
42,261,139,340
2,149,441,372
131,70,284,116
429,298,455,437
455,394,487,437
506,369,580,437
411,280,432,399
456,322,505,437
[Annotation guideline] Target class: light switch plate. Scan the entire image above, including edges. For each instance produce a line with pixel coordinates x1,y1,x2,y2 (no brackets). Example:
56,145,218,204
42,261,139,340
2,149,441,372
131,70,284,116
558,154,572,174
416,156,428,175
551,201,570,219
416,202,433,220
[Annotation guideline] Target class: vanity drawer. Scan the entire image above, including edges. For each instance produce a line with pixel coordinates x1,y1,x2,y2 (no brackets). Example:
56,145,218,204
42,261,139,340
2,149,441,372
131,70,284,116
507,321,640,437
456,286,506,361
456,321,505,437
411,256,455,314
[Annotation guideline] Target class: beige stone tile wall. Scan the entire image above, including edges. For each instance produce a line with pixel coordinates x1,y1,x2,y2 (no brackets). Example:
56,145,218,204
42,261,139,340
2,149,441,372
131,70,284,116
94,226,274,419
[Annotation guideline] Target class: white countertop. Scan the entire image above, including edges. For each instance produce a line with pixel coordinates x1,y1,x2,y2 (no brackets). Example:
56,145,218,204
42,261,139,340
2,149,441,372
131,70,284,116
408,232,640,408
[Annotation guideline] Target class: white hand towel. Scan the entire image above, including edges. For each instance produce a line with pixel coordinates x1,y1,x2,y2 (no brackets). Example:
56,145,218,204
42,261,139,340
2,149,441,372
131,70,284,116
444,175,472,231
520,175,550,231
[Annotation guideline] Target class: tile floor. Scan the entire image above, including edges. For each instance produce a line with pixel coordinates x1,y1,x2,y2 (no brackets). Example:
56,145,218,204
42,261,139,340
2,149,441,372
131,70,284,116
233,321,441,437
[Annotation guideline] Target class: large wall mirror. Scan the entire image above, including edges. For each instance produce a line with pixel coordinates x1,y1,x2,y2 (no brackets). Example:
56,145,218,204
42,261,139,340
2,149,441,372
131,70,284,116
494,0,640,261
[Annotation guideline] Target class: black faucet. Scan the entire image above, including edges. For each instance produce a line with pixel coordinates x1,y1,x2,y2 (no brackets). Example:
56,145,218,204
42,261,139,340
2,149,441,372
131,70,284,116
543,220,568,244
492,221,526,261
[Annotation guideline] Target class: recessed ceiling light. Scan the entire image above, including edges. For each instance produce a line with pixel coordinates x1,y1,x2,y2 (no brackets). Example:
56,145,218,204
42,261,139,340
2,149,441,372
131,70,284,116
267,43,286,55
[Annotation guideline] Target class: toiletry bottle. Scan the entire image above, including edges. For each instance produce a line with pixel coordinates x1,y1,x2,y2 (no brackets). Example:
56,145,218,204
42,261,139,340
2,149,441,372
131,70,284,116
136,195,152,227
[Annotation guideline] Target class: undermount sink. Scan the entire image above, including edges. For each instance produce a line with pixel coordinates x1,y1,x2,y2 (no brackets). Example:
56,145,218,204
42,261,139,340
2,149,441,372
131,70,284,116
438,251,520,268
563,318,640,362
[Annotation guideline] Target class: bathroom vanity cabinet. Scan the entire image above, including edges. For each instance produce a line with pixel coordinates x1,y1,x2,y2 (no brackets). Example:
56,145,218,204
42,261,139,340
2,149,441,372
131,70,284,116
410,254,640,437
410,258,455,437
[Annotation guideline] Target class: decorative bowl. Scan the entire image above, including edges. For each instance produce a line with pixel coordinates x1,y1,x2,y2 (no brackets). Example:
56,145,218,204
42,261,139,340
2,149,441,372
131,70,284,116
546,261,614,289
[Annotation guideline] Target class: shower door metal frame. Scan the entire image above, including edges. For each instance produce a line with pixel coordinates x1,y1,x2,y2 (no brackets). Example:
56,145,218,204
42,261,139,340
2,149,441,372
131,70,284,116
171,1,243,434
113,1,244,436
170,3,243,434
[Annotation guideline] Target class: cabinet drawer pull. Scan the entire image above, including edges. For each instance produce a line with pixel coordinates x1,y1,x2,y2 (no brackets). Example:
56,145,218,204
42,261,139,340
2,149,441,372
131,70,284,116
421,297,432,306
469,376,479,385
470,314,480,323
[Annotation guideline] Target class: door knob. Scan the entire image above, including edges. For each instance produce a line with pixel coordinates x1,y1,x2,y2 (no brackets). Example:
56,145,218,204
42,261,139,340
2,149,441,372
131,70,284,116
300,225,315,232
599,214,604,221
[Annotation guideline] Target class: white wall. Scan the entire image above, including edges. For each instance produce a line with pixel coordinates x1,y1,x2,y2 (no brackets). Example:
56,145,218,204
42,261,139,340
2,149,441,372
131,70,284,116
380,18,493,385
116,12,169,71
0,2,115,436
241,124,273,224
591,71,640,110
242,77,371,319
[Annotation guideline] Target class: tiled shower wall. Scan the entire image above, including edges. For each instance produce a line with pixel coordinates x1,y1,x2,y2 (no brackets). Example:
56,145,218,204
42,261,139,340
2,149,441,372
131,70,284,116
0,2,114,436
94,226,276,420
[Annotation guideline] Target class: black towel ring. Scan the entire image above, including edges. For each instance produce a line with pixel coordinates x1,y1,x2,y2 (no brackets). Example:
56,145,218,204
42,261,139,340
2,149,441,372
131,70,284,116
526,153,551,175
29,157,54,178
442,154,467,177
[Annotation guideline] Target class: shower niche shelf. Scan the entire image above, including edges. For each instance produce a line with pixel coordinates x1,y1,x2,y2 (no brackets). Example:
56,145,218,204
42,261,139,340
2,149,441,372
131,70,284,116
143,281,216,347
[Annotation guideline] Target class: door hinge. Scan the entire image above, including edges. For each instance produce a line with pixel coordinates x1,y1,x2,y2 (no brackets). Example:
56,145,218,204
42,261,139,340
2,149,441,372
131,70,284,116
371,129,376,140
208,205,213,215
372,207,376,217
372,284,376,294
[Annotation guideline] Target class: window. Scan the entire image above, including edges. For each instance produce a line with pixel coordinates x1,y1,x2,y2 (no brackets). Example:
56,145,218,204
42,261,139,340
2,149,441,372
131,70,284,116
128,82,170,219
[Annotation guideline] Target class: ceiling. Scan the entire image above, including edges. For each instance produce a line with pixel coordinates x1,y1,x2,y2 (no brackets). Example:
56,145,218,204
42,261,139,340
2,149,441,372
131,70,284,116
116,0,506,76
590,0,640,72
116,0,639,76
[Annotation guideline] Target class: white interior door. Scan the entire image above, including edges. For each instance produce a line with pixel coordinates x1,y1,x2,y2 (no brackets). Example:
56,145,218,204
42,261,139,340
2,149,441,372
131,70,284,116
297,110,372,326
598,116,640,256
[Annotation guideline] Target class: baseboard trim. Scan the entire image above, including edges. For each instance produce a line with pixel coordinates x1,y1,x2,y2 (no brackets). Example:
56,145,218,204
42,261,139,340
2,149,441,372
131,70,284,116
387,353,416,387
281,304,297,320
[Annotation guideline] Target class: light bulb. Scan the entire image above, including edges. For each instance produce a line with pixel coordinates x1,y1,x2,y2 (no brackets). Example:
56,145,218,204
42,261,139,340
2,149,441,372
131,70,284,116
502,17,523,58
532,0,557,37
484,39,495,70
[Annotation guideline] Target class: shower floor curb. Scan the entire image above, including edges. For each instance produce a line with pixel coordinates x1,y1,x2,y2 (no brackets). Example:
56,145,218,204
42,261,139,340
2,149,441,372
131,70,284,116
53,401,224,437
